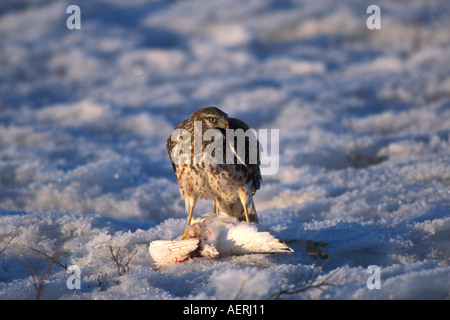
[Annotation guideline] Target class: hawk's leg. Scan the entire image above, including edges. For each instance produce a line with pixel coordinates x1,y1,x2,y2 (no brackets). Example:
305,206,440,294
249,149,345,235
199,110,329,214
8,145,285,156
238,188,253,223
213,199,219,216
181,195,197,239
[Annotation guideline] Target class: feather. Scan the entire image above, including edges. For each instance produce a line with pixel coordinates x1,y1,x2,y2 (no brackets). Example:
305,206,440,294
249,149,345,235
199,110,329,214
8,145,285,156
149,238,200,265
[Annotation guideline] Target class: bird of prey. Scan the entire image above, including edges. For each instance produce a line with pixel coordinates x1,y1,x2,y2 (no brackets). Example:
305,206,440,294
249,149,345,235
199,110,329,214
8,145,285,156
166,106,261,239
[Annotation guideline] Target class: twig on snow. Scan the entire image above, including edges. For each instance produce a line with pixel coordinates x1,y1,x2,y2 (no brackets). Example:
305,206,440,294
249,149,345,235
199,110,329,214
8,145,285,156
0,235,16,258
109,246,138,284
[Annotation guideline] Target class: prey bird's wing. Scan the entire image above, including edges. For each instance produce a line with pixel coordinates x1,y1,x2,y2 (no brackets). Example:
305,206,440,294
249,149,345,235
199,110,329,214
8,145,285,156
149,239,199,264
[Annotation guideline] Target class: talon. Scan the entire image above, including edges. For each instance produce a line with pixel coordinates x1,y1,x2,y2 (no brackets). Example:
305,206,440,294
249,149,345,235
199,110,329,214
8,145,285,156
181,229,191,240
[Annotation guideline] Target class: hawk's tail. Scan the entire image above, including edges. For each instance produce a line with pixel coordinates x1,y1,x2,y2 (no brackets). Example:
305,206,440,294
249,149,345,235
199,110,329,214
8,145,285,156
213,199,259,223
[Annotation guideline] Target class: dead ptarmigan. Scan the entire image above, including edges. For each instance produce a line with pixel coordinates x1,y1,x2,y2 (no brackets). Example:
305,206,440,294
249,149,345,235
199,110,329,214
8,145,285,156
149,213,293,266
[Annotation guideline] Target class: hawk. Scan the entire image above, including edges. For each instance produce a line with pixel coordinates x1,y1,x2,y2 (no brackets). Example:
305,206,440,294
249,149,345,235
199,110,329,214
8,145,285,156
167,106,261,239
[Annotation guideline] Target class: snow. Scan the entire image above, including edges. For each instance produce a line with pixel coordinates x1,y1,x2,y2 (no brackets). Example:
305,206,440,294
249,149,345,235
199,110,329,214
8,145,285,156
0,0,449,300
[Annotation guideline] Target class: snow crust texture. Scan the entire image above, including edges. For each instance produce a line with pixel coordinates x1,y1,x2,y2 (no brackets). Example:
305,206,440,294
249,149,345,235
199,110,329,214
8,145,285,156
0,0,449,299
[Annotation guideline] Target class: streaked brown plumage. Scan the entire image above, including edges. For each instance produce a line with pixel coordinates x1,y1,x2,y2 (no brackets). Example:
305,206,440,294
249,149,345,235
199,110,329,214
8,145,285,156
166,106,261,239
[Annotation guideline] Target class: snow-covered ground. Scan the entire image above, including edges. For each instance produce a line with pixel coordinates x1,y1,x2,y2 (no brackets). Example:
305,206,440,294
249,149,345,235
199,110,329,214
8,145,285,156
1,0,449,300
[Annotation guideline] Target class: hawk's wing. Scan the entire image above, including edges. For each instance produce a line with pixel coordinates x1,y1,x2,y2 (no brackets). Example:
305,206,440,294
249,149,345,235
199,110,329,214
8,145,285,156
228,117,262,192
166,119,188,173
167,117,262,193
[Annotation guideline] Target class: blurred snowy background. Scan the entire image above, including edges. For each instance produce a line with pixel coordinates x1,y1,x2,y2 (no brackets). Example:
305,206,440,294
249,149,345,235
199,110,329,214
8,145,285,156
0,0,449,299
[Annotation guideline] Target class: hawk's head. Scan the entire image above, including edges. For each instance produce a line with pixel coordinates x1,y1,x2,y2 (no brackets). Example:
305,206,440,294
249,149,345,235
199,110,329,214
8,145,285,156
191,106,229,131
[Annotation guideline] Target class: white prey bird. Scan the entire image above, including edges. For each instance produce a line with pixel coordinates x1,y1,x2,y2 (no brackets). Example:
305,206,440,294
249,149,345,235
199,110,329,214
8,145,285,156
149,213,293,266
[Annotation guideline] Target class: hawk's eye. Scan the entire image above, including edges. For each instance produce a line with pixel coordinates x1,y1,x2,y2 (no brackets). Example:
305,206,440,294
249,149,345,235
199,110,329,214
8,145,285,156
209,118,217,123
